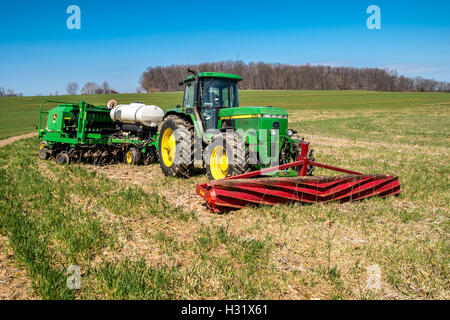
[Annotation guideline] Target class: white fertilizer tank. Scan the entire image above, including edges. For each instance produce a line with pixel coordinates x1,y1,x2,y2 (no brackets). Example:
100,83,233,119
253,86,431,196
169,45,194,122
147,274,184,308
109,102,164,127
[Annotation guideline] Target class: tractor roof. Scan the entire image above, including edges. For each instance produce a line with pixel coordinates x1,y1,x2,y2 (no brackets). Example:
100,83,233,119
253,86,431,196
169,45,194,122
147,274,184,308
183,72,243,83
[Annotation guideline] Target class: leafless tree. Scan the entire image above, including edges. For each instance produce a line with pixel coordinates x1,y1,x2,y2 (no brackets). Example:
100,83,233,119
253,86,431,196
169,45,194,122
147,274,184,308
80,81,118,95
66,82,79,95
100,81,112,94
81,82,100,95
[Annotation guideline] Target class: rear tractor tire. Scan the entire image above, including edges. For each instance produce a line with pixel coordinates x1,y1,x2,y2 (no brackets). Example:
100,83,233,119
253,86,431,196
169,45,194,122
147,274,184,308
125,146,141,165
205,131,249,180
158,115,194,177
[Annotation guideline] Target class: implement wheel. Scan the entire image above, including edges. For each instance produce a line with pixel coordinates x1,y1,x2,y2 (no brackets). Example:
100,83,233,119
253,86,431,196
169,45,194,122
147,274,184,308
125,146,141,165
55,152,69,165
38,141,49,160
143,146,157,165
158,115,194,177
205,131,248,180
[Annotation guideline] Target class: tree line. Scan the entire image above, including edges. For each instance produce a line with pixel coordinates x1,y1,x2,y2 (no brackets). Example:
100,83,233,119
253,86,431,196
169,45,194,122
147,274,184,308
0,87,22,97
66,81,118,95
140,61,450,93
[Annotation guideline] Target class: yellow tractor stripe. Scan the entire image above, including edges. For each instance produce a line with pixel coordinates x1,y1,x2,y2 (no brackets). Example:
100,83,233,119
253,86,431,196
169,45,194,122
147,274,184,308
220,114,261,120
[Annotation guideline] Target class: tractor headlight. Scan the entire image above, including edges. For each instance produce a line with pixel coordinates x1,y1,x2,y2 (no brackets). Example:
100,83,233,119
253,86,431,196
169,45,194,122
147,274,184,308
287,129,293,136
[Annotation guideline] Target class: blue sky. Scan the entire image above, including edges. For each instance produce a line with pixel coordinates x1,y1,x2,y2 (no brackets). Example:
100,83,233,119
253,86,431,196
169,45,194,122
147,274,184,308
0,0,449,95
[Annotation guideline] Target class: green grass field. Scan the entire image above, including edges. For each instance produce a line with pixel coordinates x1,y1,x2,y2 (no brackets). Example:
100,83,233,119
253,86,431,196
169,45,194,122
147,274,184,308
0,90,448,139
0,90,449,299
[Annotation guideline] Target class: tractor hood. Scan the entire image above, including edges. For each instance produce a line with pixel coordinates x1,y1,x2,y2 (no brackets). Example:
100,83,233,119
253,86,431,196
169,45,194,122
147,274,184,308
218,106,288,119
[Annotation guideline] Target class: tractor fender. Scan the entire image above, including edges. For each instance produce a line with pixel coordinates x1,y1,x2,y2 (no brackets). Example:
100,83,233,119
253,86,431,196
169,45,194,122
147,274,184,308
163,110,201,138
163,110,193,122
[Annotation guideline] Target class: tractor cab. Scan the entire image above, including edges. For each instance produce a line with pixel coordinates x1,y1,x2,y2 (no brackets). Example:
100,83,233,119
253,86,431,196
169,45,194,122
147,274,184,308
182,72,242,131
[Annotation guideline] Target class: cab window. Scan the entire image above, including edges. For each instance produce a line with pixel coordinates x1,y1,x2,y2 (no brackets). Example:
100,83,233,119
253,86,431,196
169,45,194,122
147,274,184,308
201,78,238,108
200,78,239,130
183,82,195,108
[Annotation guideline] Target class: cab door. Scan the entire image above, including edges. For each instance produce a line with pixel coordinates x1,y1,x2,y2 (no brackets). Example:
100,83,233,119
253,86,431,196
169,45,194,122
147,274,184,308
200,78,237,131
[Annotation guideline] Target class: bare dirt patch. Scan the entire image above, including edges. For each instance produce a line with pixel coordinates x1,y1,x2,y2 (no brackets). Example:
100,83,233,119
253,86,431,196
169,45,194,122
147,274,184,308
0,132,37,147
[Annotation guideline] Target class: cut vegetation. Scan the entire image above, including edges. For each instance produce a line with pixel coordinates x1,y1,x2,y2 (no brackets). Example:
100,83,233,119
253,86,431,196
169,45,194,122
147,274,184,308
0,90,448,299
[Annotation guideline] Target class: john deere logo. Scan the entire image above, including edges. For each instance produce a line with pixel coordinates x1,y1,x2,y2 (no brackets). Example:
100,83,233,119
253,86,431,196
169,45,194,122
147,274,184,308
52,113,58,122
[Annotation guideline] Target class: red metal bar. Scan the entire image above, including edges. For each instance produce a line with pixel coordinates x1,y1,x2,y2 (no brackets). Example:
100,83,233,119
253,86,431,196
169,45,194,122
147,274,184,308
298,142,309,176
223,158,362,180
224,158,308,180
308,161,362,175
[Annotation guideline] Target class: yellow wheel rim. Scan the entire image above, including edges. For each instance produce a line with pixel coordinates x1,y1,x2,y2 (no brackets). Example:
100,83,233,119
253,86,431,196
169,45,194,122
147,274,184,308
161,128,176,167
126,151,133,164
39,143,46,150
210,145,228,180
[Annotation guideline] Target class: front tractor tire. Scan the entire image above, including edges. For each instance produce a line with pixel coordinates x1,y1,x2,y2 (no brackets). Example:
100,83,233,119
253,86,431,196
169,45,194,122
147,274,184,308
158,115,194,177
205,132,249,180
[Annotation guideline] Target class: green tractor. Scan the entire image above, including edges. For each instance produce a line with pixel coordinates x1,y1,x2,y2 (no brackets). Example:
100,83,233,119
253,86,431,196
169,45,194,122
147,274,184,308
158,69,313,180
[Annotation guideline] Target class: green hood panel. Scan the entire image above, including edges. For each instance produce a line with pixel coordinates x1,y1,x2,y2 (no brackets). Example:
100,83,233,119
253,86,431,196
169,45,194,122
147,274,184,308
218,106,288,118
